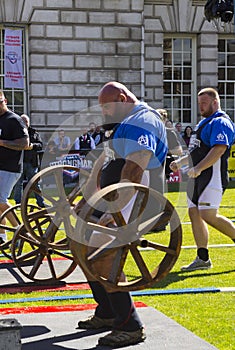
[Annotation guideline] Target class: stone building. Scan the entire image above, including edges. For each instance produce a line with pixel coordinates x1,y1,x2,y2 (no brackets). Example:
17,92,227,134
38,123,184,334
0,0,234,143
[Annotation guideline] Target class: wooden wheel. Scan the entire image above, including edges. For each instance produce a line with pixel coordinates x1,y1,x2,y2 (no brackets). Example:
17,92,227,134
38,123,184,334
21,165,85,241
69,182,182,292
0,204,39,259
15,165,89,283
11,222,77,283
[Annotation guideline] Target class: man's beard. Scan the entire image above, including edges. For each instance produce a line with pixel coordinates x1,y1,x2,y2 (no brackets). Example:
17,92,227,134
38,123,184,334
101,122,119,131
202,106,214,118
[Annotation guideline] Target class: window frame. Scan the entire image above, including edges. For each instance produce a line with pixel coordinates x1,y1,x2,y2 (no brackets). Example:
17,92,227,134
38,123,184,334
218,36,235,123
163,34,197,127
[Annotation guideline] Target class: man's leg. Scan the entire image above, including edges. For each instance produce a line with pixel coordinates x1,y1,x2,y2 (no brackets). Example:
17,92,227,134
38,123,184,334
200,208,235,241
0,202,11,242
181,206,212,271
98,290,145,347
74,233,146,346
189,206,209,248
25,163,45,207
0,171,21,242
13,173,24,205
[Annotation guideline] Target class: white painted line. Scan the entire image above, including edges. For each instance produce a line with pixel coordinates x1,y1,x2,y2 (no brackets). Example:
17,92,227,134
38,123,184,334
139,243,235,251
219,287,235,293
182,244,235,249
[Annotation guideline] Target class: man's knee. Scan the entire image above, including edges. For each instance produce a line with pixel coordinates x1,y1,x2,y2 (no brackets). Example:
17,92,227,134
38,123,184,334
188,207,198,221
199,209,216,224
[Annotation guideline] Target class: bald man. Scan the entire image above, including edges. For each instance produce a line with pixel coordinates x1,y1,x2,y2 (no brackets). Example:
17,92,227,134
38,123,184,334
73,82,168,347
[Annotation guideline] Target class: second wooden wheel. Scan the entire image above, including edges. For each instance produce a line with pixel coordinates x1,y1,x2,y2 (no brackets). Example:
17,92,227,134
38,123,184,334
69,182,182,292
21,165,82,240
0,204,39,259
11,222,77,283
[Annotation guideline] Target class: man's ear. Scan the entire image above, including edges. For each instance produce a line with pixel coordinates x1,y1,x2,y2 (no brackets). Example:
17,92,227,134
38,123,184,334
213,99,219,108
119,93,127,102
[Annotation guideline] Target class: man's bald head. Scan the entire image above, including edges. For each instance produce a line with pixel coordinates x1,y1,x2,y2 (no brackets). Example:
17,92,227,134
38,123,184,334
98,82,138,105
98,82,139,124
21,114,30,128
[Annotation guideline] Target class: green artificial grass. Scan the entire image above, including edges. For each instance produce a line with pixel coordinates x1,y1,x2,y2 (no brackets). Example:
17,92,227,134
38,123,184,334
0,186,234,350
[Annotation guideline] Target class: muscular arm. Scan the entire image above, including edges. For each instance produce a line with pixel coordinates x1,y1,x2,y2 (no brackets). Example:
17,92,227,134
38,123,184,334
120,149,152,183
113,149,152,207
188,144,227,178
97,149,152,226
0,136,29,150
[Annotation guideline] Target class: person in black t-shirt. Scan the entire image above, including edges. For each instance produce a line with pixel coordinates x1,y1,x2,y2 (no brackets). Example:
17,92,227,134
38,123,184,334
0,91,29,243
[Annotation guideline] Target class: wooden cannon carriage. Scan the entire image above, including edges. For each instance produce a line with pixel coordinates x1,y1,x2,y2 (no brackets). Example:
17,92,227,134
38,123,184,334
0,164,182,292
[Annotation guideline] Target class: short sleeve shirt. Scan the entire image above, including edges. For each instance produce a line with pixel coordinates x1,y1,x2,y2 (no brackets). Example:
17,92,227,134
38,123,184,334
112,102,168,169
0,110,28,172
198,110,235,148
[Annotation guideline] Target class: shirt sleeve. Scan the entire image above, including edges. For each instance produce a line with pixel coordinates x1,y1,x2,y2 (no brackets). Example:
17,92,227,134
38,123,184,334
210,118,235,147
74,137,80,150
90,136,96,149
7,117,28,140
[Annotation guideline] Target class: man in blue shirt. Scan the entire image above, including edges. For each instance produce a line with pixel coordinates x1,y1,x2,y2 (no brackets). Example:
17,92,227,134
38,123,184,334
74,81,168,347
170,87,235,271
53,129,71,152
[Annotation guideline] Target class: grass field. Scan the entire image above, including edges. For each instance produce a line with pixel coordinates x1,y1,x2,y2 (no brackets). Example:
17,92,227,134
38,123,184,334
1,185,235,350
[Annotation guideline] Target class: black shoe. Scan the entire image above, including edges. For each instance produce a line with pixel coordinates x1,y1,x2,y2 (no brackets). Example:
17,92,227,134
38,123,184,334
98,328,146,347
77,315,114,330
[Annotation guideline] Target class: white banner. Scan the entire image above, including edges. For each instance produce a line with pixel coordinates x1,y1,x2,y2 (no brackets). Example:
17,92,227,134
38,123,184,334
4,29,24,89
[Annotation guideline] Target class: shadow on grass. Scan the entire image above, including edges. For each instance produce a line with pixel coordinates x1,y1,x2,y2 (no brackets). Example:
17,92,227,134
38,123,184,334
150,268,235,289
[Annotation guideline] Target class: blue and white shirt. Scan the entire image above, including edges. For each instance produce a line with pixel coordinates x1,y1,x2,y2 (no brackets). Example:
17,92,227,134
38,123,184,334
112,102,168,169
190,110,235,152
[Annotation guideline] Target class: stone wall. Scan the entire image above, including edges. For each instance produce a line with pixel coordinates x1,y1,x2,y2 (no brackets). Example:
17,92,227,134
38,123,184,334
0,0,234,139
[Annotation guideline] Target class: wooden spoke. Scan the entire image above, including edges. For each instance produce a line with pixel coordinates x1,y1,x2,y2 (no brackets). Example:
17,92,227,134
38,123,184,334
11,223,77,283
0,204,39,259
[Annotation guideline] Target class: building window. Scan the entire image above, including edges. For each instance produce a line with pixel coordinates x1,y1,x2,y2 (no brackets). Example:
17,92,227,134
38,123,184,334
218,38,235,122
0,26,27,115
163,36,196,126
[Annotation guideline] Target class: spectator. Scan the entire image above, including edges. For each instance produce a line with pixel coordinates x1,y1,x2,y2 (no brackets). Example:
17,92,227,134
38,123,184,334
165,119,173,128
88,122,96,135
175,122,184,136
156,109,183,179
182,125,193,148
73,130,96,155
13,114,46,208
170,87,235,271
0,92,29,243
174,121,186,150
53,129,71,152
47,140,57,155
88,122,105,146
